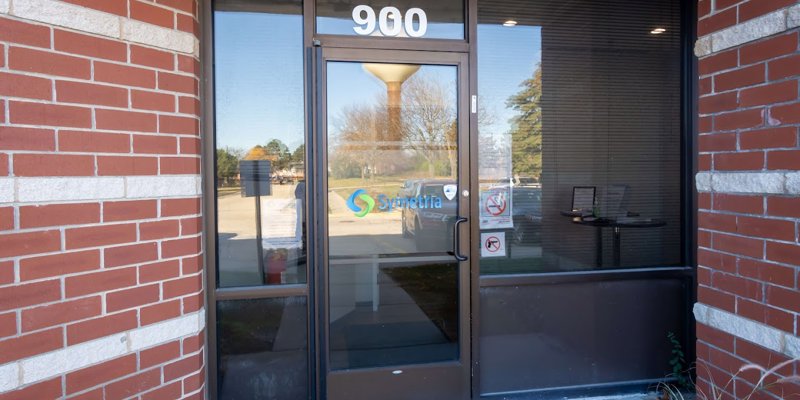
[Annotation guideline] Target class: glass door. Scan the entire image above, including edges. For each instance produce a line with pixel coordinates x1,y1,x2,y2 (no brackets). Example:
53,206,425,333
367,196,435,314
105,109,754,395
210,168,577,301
317,48,471,400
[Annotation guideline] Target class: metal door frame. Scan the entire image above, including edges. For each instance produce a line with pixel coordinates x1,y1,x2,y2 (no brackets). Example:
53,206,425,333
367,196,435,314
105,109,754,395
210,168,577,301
312,47,474,400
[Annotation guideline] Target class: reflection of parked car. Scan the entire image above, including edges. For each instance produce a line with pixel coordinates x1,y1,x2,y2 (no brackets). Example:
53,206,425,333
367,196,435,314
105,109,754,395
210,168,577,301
511,186,542,244
401,180,457,251
398,179,420,197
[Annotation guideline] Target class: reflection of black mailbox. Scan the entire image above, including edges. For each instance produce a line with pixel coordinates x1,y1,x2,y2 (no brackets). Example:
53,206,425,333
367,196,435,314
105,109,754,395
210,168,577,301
239,160,271,197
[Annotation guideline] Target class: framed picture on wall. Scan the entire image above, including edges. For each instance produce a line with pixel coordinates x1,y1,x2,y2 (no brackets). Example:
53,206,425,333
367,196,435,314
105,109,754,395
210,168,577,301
572,186,596,212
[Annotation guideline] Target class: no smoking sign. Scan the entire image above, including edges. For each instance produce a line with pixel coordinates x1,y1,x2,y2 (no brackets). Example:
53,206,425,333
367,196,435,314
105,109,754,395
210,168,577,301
480,232,506,258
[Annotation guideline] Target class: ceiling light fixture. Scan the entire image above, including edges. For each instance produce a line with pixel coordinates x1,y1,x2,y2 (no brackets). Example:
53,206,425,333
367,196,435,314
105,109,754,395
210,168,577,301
503,20,517,27
650,27,666,34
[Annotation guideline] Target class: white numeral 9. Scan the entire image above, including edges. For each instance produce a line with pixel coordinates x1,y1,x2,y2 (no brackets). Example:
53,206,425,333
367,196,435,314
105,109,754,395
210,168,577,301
352,5,376,35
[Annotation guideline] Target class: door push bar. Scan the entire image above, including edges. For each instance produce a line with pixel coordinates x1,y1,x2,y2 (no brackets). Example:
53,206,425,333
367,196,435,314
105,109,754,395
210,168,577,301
447,217,469,262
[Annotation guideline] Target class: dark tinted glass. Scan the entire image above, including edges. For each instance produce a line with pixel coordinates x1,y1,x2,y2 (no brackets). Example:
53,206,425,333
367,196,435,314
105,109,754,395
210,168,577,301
214,0,307,287
316,0,464,39
217,297,308,400
477,0,682,274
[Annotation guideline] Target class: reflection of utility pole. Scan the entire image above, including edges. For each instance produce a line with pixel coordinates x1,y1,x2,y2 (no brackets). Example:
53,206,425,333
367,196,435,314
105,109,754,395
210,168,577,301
363,63,420,143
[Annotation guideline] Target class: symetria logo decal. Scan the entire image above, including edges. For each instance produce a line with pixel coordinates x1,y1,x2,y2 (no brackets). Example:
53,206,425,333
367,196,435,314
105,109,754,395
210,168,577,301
346,188,443,217
347,189,375,218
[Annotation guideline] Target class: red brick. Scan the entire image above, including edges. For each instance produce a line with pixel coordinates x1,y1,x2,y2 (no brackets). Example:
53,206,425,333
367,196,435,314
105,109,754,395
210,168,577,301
768,150,800,170
0,377,62,400
698,7,736,36
699,92,739,114
9,47,90,79
738,258,795,288
164,274,202,299
96,109,158,132
20,250,100,281
699,115,712,133
62,0,128,16
164,352,203,381
183,368,204,393
699,77,712,95
178,96,199,116
9,101,92,128
698,132,736,151
714,63,765,92
0,71,52,100
104,200,158,222
67,310,138,345
766,284,800,313
737,297,795,333
162,236,201,258
712,232,763,258
140,219,180,240
141,341,181,369
698,48,738,76
699,286,736,313
0,126,55,151
739,127,797,150
714,151,763,171
97,155,159,176
713,194,763,214
0,153,7,175
766,241,800,266
767,196,800,218
157,0,194,13
20,203,100,228
699,211,737,233
0,230,61,258
736,340,793,376
162,197,200,216
105,368,163,399
0,312,17,338
141,381,182,400
161,156,200,174
141,299,181,325
21,296,101,332
183,291,203,313
159,115,199,135
740,80,798,108
56,80,128,108
133,134,178,154
736,216,795,241
139,259,181,283
740,32,798,65
54,29,127,61
698,0,712,16
65,223,137,249
14,153,94,177
177,54,199,74
106,284,160,312
132,0,175,28
739,0,797,22
65,268,137,298
94,61,156,88
0,208,11,232
0,260,13,285
105,242,159,268
66,355,137,395
177,13,197,35
0,18,50,48
714,108,764,131
712,271,762,299
0,328,62,364
132,89,176,112
180,137,201,154
770,102,800,125
696,323,734,352
698,248,737,273
158,72,197,94
59,130,131,153
182,332,204,354
181,217,202,236
130,45,174,70
769,54,800,80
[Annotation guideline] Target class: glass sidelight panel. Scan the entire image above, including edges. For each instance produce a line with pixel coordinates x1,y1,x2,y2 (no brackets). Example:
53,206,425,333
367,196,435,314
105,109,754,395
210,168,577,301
326,62,460,370
214,0,307,287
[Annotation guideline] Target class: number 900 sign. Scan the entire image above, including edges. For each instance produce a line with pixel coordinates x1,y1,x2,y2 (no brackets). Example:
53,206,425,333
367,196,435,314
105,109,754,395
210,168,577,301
352,5,427,38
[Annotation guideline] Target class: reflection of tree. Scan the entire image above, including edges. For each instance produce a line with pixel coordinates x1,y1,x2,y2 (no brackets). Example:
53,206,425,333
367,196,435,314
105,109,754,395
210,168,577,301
244,139,293,171
217,147,241,186
401,75,456,176
506,65,543,179
334,103,389,179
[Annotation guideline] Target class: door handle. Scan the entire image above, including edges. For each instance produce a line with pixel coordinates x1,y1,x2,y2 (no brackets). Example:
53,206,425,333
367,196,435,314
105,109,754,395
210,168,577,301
447,217,468,262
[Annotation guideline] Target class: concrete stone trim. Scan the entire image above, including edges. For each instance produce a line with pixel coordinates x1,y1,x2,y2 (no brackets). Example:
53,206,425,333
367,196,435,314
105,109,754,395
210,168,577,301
694,303,800,360
1,0,197,54
695,3,800,57
1,175,202,203
0,309,205,393
695,171,800,194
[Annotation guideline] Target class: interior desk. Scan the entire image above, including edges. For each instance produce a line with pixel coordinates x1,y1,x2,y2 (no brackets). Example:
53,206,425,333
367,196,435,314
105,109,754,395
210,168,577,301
560,212,666,267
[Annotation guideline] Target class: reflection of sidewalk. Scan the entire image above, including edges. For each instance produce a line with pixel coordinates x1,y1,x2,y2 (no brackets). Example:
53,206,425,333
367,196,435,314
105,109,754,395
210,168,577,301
328,190,351,215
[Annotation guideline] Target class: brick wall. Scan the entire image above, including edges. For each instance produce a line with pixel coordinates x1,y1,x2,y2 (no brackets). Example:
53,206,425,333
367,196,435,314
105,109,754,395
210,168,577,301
695,0,800,398
0,0,205,399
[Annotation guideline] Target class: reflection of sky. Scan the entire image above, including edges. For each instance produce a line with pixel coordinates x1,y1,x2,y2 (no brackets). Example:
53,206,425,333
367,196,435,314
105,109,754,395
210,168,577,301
214,9,541,152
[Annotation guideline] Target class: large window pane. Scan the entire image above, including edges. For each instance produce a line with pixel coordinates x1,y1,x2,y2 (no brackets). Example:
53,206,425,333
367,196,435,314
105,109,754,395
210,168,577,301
214,0,307,287
477,0,682,274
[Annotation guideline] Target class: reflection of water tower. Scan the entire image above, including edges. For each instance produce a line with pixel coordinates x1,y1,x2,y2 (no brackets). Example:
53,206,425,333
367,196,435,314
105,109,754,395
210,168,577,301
363,63,420,143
